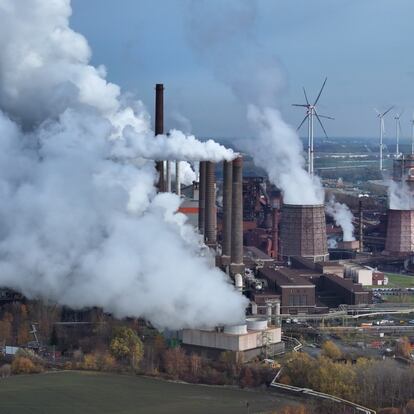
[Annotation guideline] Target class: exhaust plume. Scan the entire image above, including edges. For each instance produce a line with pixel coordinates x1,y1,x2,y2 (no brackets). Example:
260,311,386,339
186,0,324,205
388,179,414,210
245,106,324,204
0,0,247,329
325,197,355,241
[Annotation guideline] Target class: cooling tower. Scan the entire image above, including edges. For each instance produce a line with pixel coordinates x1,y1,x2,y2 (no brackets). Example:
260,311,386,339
280,204,328,262
384,209,414,255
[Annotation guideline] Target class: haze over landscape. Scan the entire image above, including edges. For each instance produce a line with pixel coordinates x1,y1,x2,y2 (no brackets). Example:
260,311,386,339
71,0,414,139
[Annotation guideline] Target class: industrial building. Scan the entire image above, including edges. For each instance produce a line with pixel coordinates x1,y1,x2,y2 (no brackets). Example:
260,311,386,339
257,267,317,314
316,274,372,306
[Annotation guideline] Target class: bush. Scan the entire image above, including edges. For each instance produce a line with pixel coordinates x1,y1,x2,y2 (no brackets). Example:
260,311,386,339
11,356,42,374
82,354,98,370
96,352,116,371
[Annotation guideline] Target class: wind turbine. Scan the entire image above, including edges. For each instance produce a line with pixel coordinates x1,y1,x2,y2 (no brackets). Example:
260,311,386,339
292,77,334,176
394,110,404,157
410,112,414,155
374,106,393,171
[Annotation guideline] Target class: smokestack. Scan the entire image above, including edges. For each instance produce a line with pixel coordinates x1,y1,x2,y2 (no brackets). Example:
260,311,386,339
221,160,233,264
175,161,181,196
359,198,364,252
198,161,206,234
204,161,217,247
155,84,165,192
280,204,328,262
271,201,280,260
166,161,171,192
230,157,244,275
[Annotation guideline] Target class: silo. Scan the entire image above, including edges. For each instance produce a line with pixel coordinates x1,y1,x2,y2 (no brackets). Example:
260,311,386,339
384,209,414,255
280,204,328,262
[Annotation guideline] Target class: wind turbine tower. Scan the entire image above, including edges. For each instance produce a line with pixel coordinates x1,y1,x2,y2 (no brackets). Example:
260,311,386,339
394,110,404,157
411,112,414,155
292,77,334,176
375,106,393,171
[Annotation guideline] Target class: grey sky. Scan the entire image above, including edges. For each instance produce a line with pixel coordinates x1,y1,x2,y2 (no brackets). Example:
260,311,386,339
71,0,414,139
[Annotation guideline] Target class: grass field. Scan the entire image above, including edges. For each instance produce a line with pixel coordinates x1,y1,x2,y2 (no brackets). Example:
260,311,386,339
0,371,299,414
385,273,414,288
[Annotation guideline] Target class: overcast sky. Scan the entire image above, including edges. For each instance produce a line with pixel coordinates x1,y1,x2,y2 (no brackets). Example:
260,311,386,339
71,0,414,140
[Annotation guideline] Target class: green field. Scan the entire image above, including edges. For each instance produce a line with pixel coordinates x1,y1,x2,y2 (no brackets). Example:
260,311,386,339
0,371,299,414
385,273,414,288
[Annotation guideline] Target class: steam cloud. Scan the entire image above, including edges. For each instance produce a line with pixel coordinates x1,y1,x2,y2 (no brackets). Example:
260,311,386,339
186,0,324,205
0,0,247,329
388,180,414,210
245,106,324,204
325,197,355,241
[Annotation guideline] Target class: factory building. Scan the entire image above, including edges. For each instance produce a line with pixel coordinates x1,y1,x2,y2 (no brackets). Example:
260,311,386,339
257,267,317,314
316,274,372,306
343,263,373,286
181,316,284,361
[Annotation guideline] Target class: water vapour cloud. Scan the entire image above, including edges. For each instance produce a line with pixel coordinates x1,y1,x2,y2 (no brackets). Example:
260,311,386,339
0,0,247,329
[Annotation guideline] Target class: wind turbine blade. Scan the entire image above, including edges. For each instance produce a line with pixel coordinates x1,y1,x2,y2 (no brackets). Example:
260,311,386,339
313,77,327,106
303,87,309,105
315,112,328,138
399,109,404,118
297,114,309,131
318,114,335,120
292,104,308,107
374,108,381,116
382,106,394,117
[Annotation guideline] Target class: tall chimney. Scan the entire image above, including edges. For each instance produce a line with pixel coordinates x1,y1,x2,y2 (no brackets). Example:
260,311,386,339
155,84,165,192
271,204,280,260
221,160,233,264
198,161,206,235
230,157,244,275
175,161,181,196
204,161,217,247
166,161,172,192
359,198,364,252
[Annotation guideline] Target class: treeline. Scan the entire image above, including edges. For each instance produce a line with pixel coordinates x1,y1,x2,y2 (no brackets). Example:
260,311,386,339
280,341,414,411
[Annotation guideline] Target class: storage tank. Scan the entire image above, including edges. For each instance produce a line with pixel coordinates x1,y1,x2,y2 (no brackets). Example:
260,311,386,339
384,209,414,255
223,324,248,335
246,317,268,331
280,204,328,262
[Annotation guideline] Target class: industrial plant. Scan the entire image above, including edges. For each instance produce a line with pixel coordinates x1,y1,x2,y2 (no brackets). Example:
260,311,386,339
138,83,414,363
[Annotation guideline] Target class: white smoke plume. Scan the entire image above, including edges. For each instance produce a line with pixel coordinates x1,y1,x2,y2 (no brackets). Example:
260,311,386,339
388,179,414,210
245,106,324,204
174,161,197,187
186,0,324,205
325,197,355,241
113,128,236,162
0,0,247,329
